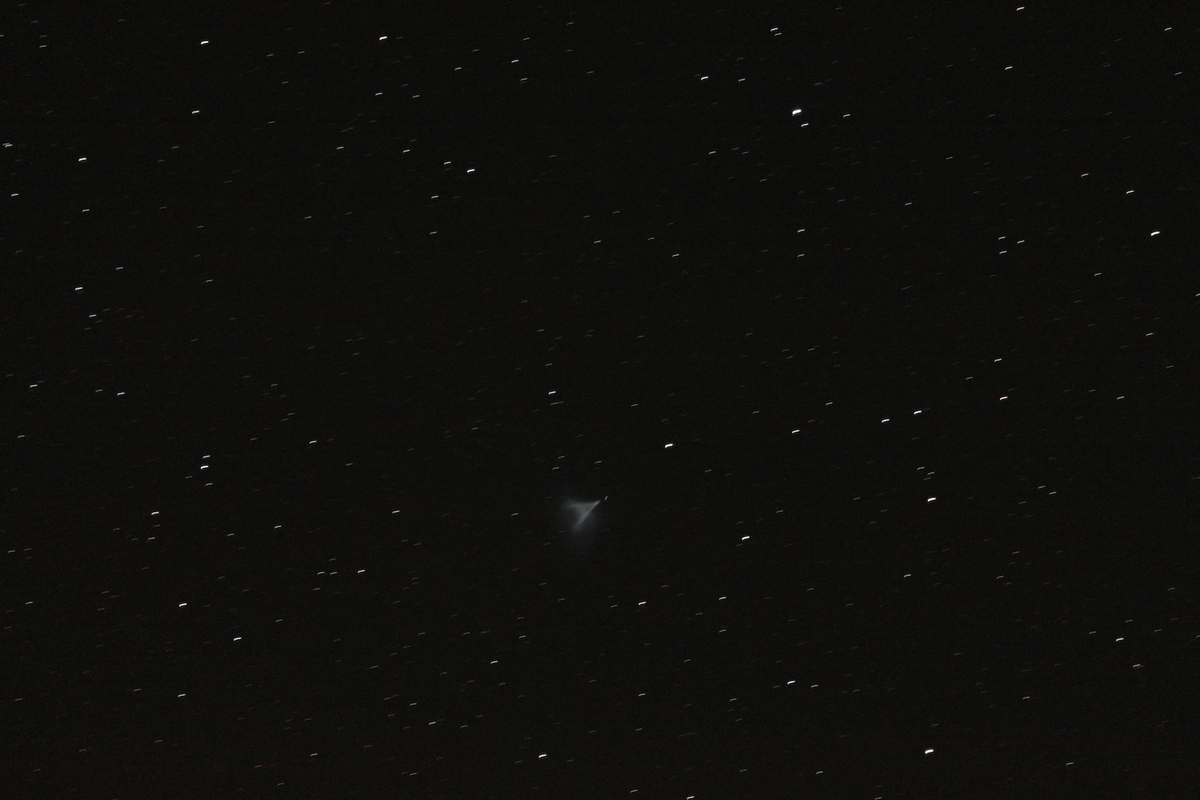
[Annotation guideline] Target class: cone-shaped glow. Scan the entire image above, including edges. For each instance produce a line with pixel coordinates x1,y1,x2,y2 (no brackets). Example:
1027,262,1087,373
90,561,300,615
564,500,600,531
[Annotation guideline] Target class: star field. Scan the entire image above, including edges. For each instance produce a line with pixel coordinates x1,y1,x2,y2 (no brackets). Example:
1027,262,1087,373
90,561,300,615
3,2,1199,797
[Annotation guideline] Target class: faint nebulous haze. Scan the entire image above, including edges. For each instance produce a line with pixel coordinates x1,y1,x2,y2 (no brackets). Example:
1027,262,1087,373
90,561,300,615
559,498,603,557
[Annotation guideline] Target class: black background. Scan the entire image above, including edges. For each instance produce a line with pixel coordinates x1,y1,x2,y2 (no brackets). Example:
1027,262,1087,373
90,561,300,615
3,1,1199,797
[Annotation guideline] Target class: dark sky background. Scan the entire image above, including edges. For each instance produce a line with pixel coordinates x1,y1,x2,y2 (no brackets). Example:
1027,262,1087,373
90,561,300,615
3,2,1199,797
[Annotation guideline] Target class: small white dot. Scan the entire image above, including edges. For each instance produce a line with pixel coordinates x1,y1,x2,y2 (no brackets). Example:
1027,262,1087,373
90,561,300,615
925,748,935,755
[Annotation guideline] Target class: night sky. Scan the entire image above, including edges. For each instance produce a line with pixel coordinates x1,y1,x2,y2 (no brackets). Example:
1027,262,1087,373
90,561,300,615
4,2,1200,797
